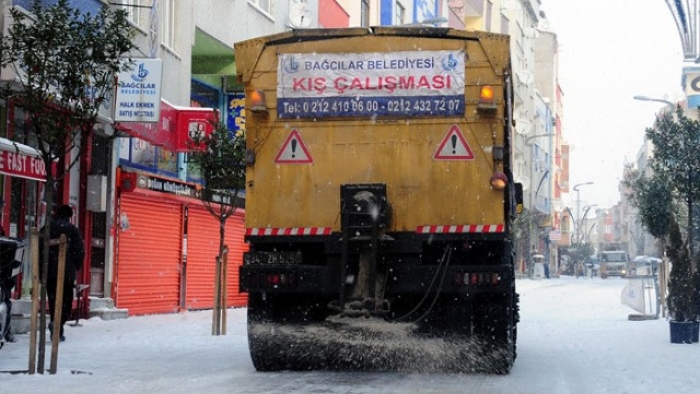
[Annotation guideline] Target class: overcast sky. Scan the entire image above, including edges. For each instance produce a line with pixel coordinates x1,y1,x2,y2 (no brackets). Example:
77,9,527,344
542,0,687,209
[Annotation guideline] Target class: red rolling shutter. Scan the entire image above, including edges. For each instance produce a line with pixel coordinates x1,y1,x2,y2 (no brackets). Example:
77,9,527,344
185,205,248,309
184,205,219,310
224,210,248,307
115,193,183,315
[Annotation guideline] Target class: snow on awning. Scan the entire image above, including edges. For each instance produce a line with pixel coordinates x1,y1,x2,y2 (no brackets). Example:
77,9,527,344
0,137,47,182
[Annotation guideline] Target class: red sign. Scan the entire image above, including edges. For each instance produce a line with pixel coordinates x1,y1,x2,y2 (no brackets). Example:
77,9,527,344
0,150,47,182
175,107,218,152
116,100,218,152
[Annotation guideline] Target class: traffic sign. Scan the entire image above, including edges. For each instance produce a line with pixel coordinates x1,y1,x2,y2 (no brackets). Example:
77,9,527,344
275,129,313,164
433,124,475,160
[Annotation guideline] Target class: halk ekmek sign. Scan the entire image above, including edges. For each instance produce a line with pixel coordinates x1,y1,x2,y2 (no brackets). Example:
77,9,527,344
115,59,163,123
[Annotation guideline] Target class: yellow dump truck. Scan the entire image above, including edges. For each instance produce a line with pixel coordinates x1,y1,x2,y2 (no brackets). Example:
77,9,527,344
236,26,522,373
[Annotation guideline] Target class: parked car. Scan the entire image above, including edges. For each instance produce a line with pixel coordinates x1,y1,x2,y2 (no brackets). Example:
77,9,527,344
630,256,661,276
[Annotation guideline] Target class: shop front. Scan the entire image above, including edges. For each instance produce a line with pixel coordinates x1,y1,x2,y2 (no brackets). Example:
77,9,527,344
0,137,47,297
114,170,247,316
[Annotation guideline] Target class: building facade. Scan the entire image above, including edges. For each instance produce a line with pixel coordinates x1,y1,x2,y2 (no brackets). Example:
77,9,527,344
2,0,572,321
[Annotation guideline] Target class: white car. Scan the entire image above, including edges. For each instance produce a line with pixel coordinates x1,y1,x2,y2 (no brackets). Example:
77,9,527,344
630,256,661,276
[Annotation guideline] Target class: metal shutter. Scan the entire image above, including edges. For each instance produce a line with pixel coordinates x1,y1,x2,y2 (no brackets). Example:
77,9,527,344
184,205,219,310
115,193,183,315
224,210,247,307
185,205,248,310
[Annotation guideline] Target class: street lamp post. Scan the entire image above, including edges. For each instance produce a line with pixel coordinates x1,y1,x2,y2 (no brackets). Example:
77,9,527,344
633,95,675,108
573,182,594,244
524,133,556,146
580,204,597,243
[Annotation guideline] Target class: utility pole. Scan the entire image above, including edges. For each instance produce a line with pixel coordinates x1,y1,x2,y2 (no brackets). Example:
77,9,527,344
573,182,594,244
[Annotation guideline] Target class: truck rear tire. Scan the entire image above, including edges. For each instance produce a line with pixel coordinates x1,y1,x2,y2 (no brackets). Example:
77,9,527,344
247,293,287,371
472,295,516,374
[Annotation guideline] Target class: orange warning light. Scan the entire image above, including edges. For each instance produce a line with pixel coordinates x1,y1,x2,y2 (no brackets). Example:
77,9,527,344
480,85,494,102
249,89,267,113
478,85,497,111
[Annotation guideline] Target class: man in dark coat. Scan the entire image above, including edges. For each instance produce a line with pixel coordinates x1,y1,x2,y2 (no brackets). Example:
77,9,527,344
41,204,84,342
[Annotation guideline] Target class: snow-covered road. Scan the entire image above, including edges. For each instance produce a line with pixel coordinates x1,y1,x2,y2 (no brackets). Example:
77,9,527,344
1,276,697,394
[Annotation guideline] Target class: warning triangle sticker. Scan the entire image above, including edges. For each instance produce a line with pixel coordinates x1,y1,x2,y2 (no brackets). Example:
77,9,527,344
275,129,313,164
433,124,475,160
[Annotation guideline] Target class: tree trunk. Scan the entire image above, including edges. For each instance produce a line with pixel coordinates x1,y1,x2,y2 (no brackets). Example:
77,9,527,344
28,229,40,374
49,235,67,374
37,173,56,374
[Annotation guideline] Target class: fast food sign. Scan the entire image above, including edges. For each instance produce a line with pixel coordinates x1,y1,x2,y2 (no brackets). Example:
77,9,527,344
277,51,465,118
0,147,47,182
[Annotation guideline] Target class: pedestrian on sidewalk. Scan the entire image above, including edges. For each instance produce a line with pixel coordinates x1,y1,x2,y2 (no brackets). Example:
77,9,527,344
40,204,84,342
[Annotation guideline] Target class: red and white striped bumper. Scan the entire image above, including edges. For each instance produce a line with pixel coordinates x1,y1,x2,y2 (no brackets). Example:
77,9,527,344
415,224,505,234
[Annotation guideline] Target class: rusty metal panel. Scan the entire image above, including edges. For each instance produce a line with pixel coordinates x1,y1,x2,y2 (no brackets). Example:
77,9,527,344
115,194,183,316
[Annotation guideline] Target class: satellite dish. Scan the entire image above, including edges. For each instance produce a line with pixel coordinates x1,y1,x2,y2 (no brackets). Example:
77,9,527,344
515,119,532,135
289,0,312,28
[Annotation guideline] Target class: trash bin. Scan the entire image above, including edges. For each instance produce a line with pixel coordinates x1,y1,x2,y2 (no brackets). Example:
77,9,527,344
533,263,545,278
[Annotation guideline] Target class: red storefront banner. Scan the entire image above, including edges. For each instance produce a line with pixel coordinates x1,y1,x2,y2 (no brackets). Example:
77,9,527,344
0,138,47,182
115,99,218,152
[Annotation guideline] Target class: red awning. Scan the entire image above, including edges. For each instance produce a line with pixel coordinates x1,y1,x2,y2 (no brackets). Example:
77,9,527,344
115,99,218,152
0,137,47,182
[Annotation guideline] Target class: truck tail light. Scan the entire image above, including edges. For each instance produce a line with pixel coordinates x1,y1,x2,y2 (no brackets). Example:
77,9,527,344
263,272,296,289
490,171,508,190
454,271,502,287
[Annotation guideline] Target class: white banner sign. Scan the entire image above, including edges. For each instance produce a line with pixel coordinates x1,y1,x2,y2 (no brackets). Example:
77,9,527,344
621,278,646,314
277,51,465,118
115,59,163,123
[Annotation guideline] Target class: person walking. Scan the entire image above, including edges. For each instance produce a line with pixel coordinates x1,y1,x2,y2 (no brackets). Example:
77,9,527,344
41,204,84,342
0,198,17,343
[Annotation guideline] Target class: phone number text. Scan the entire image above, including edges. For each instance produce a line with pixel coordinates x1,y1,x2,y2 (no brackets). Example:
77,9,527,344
277,96,465,118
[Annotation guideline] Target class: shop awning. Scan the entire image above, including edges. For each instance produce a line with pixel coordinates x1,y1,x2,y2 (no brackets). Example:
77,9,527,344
114,99,218,152
0,137,47,182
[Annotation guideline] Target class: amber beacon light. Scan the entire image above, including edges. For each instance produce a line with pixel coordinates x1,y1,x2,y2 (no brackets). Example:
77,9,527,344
477,85,497,111
249,89,268,113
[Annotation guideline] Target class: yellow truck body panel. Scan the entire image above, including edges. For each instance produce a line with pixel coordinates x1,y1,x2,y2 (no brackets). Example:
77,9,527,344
236,28,511,232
